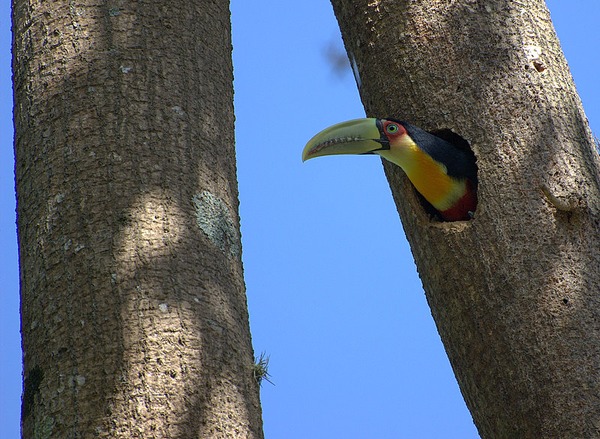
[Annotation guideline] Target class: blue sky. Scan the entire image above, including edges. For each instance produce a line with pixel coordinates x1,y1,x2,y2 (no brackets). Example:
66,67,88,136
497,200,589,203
1,1,598,438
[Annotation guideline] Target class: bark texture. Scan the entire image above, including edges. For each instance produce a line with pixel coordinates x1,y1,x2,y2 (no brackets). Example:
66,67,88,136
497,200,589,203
13,0,263,437
330,0,600,437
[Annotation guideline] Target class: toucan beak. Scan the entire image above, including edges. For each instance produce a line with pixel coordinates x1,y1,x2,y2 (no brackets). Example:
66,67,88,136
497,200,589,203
302,118,386,162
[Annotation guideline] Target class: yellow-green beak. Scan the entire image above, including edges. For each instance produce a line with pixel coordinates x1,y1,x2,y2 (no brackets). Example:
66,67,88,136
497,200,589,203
302,118,386,162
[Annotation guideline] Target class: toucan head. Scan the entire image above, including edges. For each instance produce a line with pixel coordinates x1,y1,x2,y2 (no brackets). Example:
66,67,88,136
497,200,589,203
302,118,411,163
302,118,479,221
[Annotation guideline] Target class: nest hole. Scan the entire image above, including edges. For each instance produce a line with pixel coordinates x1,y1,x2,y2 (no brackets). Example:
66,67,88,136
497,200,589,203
419,128,478,222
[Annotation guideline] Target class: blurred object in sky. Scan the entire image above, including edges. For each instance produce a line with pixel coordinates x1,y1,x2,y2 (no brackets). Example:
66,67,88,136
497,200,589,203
324,36,351,77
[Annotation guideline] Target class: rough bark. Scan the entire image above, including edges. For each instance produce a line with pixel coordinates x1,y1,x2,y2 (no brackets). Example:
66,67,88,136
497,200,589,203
330,0,600,437
13,1,263,437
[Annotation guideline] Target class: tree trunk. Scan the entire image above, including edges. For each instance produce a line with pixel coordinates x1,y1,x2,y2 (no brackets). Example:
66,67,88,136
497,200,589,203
330,0,600,437
13,1,263,437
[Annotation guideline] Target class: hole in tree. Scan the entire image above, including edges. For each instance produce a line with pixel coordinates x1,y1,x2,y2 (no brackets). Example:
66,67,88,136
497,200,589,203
419,128,478,222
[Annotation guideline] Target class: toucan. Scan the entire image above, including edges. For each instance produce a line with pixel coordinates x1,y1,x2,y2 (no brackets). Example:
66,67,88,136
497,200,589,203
302,118,477,221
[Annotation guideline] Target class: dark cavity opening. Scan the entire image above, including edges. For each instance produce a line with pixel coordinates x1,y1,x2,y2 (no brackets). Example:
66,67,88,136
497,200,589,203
421,128,478,222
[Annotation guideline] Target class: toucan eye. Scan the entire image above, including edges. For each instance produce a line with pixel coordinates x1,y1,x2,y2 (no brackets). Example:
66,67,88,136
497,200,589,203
386,124,399,134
